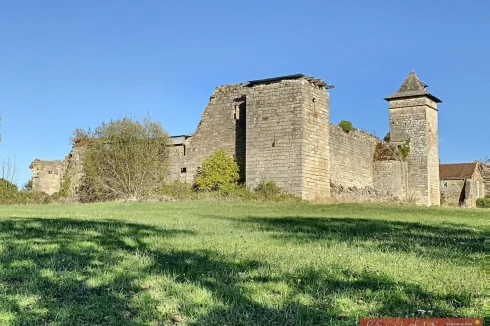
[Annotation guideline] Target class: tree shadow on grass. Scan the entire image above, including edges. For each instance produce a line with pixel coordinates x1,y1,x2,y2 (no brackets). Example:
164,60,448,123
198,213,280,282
203,215,484,263
0,217,483,325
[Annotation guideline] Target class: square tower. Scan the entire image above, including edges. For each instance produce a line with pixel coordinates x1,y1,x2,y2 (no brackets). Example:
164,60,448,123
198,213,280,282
385,71,442,206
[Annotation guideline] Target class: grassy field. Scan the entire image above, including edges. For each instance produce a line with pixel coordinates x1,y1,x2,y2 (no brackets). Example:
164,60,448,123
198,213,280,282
0,202,486,325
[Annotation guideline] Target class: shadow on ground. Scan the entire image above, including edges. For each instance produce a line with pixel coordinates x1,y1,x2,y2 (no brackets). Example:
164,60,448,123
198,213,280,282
203,215,484,262
0,216,483,325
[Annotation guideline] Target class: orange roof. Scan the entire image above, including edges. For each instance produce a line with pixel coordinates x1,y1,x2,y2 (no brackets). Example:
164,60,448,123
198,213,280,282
439,162,477,179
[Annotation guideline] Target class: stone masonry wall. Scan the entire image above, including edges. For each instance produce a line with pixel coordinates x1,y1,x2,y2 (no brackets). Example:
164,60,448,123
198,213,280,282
166,78,332,200
329,124,379,189
30,159,64,195
440,179,465,206
166,84,246,185
389,97,440,206
426,108,440,206
374,161,408,199
245,79,310,197
301,83,330,200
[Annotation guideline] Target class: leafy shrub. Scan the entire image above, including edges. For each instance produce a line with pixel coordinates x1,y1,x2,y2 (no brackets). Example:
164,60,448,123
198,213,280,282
339,120,354,133
160,181,194,200
0,178,18,199
218,184,256,200
476,198,487,208
254,180,282,199
58,177,71,197
194,150,240,191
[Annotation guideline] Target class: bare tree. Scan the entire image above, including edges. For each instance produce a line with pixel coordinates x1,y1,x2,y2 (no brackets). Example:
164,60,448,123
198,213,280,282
0,156,18,184
0,156,19,195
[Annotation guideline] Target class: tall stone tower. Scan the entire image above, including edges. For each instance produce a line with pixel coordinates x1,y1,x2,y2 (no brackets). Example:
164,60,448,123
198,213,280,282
385,71,442,206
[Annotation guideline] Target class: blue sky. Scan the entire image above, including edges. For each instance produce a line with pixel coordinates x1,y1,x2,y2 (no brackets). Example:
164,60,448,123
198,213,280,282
0,0,489,186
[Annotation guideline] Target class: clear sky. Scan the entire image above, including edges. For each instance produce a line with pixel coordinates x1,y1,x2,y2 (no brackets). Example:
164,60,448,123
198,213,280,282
1,0,489,186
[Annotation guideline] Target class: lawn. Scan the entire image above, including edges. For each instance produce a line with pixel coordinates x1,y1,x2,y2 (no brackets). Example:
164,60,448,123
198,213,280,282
0,202,486,325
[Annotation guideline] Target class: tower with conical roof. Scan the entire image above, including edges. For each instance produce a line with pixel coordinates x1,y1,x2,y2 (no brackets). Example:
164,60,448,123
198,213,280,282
385,71,442,206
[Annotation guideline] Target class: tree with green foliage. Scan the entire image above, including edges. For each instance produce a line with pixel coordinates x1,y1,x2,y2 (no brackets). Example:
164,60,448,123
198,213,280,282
22,179,33,191
194,150,239,191
81,115,170,201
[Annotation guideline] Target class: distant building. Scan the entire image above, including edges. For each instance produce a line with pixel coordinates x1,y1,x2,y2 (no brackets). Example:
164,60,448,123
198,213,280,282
439,161,487,207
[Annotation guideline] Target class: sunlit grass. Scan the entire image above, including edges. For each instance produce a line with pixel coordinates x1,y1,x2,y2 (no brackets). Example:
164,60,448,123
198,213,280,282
0,202,486,325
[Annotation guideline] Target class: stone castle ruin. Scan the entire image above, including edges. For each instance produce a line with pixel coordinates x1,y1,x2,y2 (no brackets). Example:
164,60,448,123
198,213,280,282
32,71,474,206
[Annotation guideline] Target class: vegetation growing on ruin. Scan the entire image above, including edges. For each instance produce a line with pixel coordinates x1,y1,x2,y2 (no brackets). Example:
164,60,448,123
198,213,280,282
399,141,410,160
373,142,401,161
0,202,485,324
58,176,71,197
338,120,354,133
374,140,410,162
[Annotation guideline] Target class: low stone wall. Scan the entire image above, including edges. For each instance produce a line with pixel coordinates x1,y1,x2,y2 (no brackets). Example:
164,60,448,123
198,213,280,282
329,182,400,203
374,160,408,199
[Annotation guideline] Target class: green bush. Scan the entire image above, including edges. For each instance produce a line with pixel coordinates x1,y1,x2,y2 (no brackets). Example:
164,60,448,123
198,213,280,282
476,198,489,208
476,198,485,208
218,184,256,200
254,180,282,199
194,150,240,191
160,181,194,200
59,176,71,197
0,178,18,199
339,120,354,133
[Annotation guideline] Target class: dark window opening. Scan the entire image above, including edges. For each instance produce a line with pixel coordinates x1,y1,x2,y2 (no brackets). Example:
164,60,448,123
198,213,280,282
48,170,53,174
183,145,186,156
181,167,187,173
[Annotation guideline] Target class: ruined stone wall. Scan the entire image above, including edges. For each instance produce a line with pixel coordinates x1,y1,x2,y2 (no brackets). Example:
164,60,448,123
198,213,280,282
62,146,86,197
440,179,465,206
389,97,440,206
480,164,490,197
168,140,191,182
168,84,245,185
167,78,331,200
29,159,64,195
301,83,330,200
374,161,408,199
329,124,379,189
245,79,309,197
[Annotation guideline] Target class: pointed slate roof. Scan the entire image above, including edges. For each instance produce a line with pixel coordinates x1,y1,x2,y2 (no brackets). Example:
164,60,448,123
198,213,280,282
384,71,442,103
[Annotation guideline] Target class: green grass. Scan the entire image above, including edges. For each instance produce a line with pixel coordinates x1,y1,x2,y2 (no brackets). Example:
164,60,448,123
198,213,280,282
0,202,486,325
